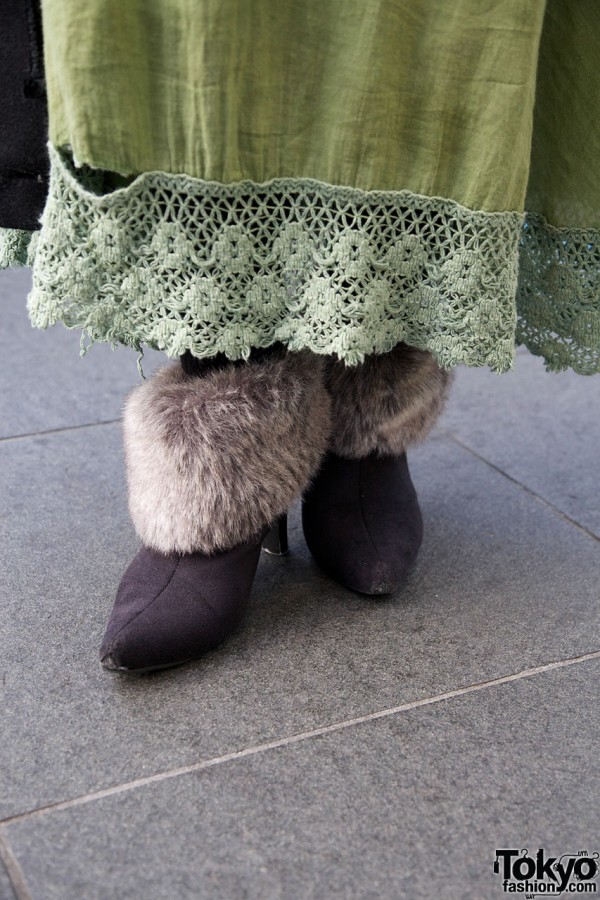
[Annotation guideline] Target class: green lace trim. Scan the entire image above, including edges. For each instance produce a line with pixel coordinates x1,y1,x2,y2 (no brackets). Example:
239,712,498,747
517,216,600,374
25,146,600,372
0,228,37,269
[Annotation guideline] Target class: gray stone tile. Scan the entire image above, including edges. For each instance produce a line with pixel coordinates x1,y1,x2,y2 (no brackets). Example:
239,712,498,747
0,844,17,900
0,268,163,438
5,657,599,900
439,351,600,536
1,423,599,819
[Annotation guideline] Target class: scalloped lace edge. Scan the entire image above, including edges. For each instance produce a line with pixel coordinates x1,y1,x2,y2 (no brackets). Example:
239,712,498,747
22,146,600,373
517,215,600,375
0,228,37,269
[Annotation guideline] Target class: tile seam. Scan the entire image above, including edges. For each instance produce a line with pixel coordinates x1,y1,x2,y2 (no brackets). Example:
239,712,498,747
439,429,600,544
2,648,599,829
0,830,32,900
0,419,120,444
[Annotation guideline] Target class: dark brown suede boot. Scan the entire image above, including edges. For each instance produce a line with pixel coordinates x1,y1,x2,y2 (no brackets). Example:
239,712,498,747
100,349,331,673
99,534,268,673
302,344,453,595
302,451,423,595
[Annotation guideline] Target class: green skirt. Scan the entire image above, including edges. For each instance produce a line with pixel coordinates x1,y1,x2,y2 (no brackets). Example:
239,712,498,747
18,0,600,372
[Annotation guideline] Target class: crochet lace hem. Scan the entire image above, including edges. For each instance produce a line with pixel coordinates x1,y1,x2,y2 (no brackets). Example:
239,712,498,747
517,216,600,375
0,228,36,269
25,146,600,373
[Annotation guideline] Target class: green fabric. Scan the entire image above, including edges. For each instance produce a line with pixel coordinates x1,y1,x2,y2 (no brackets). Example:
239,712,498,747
526,1,600,229
43,0,546,211
34,0,600,373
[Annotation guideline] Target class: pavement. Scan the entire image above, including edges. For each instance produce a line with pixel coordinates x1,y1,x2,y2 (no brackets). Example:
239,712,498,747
0,266,599,900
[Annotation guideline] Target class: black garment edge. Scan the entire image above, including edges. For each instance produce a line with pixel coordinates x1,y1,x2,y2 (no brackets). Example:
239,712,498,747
180,344,287,376
0,0,49,230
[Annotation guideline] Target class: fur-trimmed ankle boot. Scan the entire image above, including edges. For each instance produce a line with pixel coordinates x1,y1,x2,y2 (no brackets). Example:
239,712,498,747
302,344,453,595
100,348,331,673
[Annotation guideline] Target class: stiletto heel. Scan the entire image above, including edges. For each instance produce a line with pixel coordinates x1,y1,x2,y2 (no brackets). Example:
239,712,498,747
262,513,289,555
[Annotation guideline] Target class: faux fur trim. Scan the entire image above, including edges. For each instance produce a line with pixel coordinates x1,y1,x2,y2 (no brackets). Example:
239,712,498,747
325,344,453,458
124,352,331,554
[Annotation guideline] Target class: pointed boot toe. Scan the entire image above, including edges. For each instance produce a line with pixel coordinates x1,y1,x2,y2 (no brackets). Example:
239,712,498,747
100,534,265,673
302,452,423,596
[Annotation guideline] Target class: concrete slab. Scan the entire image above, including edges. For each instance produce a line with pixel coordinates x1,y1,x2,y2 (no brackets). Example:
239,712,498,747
0,268,163,438
440,352,600,537
1,424,598,819
4,656,599,899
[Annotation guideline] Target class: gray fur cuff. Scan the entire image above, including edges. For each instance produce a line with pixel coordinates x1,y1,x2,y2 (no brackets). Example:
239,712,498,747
124,352,331,555
325,344,453,458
